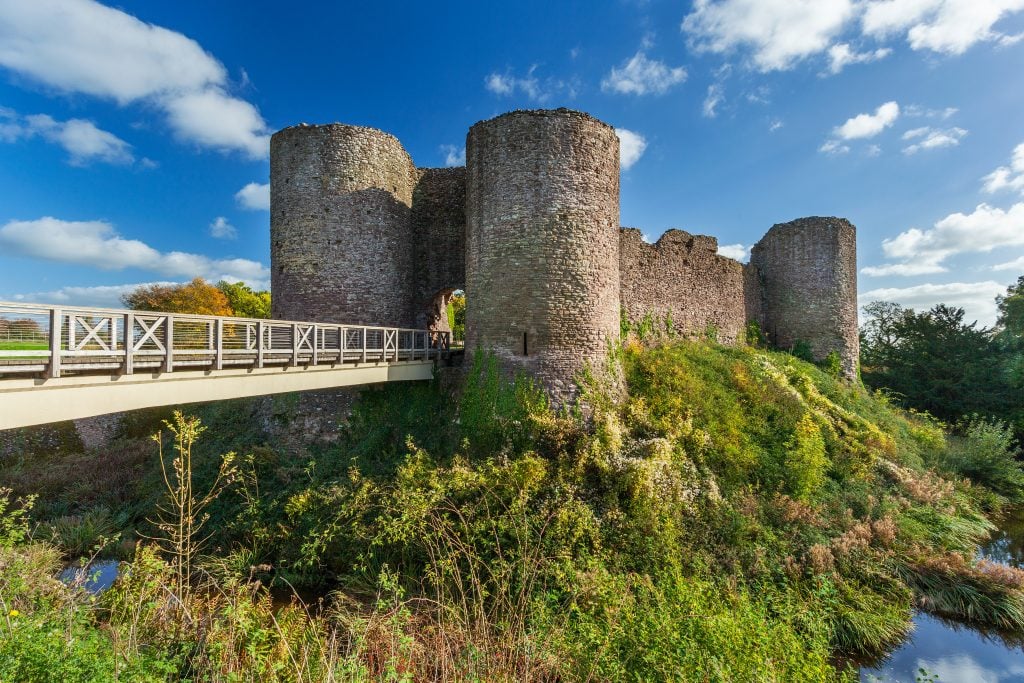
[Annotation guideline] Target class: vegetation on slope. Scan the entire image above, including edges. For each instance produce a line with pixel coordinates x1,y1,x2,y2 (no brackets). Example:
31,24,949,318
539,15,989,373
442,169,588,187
2,338,1023,681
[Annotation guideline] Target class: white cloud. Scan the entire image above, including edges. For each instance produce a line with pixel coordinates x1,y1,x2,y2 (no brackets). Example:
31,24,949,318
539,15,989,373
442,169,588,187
861,202,1024,275
994,255,1024,271
682,0,857,71
835,101,901,140
682,0,1024,75
0,216,268,283
0,0,270,158
162,89,269,159
820,139,851,155
0,109,133,165
703,83,725,118
866,143,883,156
901,125,967,154
5,281,178,308
826,43,892,73
601,51,687,95
440,144,465,167
615,128,647,170
235,182,270,211
905,104,959,119
859,281,1008,325
717,243,750,261
982,141,1024,195
483,66,575,102
208,216,237,240
769,119,784,132
862,0,1024,55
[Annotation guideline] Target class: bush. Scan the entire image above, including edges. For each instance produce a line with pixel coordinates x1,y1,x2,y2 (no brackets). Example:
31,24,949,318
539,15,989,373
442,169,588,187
940,418,1024,502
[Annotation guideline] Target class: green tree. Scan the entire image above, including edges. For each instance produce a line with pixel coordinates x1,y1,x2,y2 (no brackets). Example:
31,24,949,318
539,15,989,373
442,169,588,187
216,280,271,319
995,276,1024,434
860,301,1013,425
447,291,465,342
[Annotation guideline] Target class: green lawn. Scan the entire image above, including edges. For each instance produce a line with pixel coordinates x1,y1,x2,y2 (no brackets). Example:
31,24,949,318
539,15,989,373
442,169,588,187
0,341,48,351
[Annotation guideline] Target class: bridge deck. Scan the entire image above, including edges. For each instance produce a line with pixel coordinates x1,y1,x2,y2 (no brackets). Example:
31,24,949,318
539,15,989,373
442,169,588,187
0,302,448,429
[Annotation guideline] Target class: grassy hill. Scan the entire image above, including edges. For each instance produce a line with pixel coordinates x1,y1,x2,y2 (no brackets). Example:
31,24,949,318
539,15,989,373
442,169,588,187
2,339,1023,681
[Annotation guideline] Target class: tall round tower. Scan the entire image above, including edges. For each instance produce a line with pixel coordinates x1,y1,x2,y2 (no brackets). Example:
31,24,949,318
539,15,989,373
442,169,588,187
465,109,621,398
270,124,417,326
749,217,859,377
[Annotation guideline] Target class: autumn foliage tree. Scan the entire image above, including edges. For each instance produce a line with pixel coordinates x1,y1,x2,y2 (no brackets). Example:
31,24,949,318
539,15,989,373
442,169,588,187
121,278,233,316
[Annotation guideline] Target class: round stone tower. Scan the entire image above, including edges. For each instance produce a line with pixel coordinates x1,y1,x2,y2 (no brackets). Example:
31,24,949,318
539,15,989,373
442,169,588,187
270,124,417,326
465,109,621,399
749,217,859,377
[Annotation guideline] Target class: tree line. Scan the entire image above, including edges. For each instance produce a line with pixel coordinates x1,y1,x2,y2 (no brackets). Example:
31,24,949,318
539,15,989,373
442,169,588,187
860,275,1024,439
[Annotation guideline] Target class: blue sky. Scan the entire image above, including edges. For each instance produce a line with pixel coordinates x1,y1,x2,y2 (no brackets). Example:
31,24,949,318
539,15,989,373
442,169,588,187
1,0,1023,325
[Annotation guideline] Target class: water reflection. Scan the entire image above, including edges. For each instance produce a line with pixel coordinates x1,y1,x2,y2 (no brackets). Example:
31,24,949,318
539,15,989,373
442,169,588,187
862,509,1024,682
59,560,120,594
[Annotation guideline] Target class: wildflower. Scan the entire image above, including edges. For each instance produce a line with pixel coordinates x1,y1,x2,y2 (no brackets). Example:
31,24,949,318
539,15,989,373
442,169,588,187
8,609,20,617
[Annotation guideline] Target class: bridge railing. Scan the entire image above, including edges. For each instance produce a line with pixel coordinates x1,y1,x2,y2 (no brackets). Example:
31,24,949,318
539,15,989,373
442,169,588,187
0,302,449,379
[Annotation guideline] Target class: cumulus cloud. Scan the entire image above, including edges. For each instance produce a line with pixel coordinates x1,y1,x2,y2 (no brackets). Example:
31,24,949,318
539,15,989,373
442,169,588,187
703,83,725,118
861,0,1024,55
0,0,270,158
717,243,750,261
859,281,1008,326
682,0,858,71
0,216,268,284
440,144,466,167
861,202,1024,275
901,125,968,154
234,182,270,211
836,101,901,140
982,142,1024,195
821,101,899,154
208,216,237,240
682,0,1024,75
826,43,892,73
615,129,647,170
601,51,687,95
0,109,133,165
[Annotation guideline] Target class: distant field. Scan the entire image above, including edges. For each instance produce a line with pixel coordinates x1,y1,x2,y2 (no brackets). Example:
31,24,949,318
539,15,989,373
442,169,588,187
0,341,48,351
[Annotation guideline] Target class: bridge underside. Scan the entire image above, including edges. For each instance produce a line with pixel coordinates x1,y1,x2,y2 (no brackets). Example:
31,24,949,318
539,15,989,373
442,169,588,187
0,360,434,430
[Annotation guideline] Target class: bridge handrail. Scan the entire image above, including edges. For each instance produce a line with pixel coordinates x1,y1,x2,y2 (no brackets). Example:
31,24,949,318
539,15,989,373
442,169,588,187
0,301,450,379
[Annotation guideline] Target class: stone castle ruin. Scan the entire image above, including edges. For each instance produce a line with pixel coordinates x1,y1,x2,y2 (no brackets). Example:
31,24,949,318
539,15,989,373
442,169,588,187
270,108,859,398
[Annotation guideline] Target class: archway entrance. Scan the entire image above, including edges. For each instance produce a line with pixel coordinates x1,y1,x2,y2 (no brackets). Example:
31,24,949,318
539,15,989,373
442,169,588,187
425,288,464,348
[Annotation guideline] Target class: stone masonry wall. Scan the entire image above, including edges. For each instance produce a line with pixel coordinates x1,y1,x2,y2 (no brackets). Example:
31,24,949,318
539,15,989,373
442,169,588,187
411,167,467,328
465,109,621,399
271,124,418,327
749,217,859,377
619,228,747,343
269,109,860,398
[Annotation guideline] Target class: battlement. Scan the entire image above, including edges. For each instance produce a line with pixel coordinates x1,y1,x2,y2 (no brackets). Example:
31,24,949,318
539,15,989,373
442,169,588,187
271,109,859,399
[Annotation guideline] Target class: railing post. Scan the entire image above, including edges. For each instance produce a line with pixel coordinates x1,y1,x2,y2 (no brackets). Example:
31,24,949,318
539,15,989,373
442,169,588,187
362,327,367,364
257,321,266,369
48,308,61,378
215,318,224,371
163,316,174,373
123,312,134,375
312,326,318,366
291,323,299,367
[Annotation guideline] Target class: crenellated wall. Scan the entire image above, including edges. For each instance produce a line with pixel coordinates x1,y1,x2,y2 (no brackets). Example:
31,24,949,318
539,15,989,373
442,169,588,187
270,109,860,397
619,228,748,344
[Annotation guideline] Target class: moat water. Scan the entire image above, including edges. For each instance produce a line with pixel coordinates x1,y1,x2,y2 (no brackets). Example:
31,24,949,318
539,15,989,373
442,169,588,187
860,509,1024,682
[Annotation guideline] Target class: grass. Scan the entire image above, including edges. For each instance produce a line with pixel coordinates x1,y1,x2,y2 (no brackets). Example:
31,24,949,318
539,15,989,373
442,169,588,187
1,337,1023,680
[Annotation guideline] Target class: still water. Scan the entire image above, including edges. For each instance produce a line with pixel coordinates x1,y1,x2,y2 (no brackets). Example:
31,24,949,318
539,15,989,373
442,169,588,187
861,510,1024,682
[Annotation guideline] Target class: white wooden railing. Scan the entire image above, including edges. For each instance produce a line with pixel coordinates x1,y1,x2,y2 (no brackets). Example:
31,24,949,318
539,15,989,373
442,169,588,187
0,302,449,379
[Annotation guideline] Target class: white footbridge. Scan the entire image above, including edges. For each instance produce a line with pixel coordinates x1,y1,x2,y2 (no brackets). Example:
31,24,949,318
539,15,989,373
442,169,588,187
0,302,449,430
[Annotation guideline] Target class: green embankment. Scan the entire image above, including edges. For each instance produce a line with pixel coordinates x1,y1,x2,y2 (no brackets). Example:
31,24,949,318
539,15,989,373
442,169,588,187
2,339,1022,681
